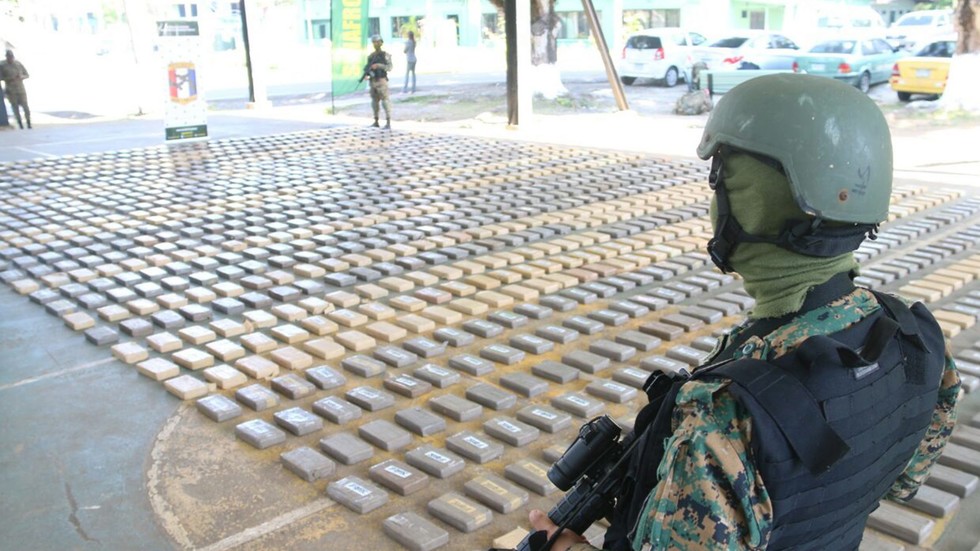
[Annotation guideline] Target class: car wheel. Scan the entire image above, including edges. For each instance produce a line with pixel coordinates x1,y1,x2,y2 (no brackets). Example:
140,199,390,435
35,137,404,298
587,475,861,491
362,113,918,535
897,91,911,102
620,76,636,86
662,67,679,88
857,72,871,94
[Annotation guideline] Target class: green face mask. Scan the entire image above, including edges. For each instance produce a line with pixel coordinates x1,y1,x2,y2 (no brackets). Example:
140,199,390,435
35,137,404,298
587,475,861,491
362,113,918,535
710,152,858,319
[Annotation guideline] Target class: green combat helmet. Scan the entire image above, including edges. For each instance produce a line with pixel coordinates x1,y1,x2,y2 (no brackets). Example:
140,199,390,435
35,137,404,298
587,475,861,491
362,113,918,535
697,73,892,223
696,73,892,271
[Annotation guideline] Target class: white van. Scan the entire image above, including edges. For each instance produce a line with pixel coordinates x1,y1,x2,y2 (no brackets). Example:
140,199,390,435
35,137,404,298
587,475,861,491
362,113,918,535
886,10,954,50
791,6,887,49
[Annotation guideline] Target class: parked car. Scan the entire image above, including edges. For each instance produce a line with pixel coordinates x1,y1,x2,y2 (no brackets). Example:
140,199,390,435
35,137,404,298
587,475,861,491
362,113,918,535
618,28,708,87
886,10,953,50
693,31,801,71
889,36,956,101
792,37,904,93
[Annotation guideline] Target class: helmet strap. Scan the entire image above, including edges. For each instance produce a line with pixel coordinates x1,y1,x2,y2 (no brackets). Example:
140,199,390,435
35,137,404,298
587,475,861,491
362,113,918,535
708,155,878,273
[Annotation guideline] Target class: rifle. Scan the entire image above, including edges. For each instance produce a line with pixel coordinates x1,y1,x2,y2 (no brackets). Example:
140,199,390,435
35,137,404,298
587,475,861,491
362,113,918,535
508,370,688,551
358,60,379,84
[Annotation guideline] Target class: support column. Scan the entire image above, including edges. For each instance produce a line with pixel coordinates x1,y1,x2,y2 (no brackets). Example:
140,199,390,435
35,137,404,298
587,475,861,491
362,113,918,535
582,0,628,111
240,0,270,109
505,0,532,126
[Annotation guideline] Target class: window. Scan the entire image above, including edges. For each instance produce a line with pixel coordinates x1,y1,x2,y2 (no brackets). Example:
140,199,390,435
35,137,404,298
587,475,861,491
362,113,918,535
709,37,749,48
307,19,329,41
391,15,422,38
176,3,198,18
482,13,499,39
368,17,380,38
447,14,460,45
626,35,662,49
557,11,592,39
622,9,680,31
861,41,875,55
897,14,934,27
749,11,765,30
916,40,955,58
873,39,894,53
811,40,856,54
771,35,798,49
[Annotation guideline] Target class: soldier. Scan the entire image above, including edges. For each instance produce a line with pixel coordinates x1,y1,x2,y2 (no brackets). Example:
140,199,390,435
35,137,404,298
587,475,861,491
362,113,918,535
365,35,392,129
526,74,960,550
0,49,31,129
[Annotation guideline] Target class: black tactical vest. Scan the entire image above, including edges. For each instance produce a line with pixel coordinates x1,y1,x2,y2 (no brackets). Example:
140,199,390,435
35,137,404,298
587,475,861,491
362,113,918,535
604,290,945,550
367,51,388,80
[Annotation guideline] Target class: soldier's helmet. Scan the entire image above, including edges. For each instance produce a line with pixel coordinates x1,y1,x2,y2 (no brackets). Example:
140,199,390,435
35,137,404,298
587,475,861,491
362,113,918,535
371,35,383,44
696,73,892,225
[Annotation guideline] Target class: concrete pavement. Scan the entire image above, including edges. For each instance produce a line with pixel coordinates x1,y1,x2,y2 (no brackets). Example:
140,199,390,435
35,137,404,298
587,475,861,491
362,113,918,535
1,96,979,551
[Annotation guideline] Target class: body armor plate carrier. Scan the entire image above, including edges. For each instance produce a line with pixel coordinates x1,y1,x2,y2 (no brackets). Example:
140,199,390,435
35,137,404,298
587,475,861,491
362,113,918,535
604,289,945,550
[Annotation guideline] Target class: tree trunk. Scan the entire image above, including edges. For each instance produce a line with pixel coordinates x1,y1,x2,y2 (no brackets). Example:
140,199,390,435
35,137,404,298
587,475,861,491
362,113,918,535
529,0,566,99
488,0,566,99
940,0,980,112
530,0,559,66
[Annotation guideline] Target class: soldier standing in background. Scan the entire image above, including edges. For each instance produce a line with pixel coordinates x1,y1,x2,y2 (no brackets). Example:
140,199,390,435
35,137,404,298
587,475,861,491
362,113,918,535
365,35,392,129
0,49,31,129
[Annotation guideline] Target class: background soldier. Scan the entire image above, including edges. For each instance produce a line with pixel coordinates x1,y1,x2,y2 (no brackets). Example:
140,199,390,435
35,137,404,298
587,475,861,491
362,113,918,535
365,35,392,129
526,74,960,551
0,49,31,129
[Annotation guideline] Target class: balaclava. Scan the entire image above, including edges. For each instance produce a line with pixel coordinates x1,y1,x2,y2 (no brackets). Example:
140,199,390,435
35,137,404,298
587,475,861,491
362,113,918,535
710,151,858,319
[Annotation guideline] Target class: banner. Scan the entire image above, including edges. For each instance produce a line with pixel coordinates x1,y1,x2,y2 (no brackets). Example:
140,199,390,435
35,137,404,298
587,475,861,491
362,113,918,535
331,0,369,97
158,20,208,141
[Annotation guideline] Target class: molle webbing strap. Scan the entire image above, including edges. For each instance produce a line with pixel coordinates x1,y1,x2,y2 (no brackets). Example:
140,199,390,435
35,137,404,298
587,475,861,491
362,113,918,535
870,291,929,384
712,359,850,474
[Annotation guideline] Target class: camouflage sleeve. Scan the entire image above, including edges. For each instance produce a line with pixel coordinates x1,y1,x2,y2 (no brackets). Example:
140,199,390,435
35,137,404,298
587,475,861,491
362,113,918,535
886,344,961,501
384,52,393,72
630,380,772,551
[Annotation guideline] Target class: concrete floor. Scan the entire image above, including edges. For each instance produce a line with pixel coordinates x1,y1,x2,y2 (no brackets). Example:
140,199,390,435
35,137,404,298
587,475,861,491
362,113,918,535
2,110,979,551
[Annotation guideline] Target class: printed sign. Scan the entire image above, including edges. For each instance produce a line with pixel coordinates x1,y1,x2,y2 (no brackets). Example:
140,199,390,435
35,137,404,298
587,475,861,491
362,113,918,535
330,0,369,97
158,20,208,141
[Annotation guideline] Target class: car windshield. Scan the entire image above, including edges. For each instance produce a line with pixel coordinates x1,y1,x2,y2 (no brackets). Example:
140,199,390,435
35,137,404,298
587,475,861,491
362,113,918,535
817,15,846,28
915,40,955,57
708,37,749,48
627,35,663,49
897,14,934,27
809,40,857,54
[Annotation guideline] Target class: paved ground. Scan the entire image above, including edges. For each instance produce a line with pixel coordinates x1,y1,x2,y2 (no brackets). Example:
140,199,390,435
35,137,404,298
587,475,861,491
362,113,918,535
2,93,980,551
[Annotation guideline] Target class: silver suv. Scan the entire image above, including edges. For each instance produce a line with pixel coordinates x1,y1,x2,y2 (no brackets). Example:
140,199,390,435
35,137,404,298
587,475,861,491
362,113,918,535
618,29,708,87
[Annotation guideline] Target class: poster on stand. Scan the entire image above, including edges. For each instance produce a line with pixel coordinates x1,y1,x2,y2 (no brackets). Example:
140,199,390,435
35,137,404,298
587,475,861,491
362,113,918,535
330,0,368,98
158,20,208,141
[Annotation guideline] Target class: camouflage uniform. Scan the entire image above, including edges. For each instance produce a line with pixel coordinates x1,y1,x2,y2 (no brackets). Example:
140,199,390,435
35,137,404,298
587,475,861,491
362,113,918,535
366,49,392,125
0,54,31,129
568,288,960,551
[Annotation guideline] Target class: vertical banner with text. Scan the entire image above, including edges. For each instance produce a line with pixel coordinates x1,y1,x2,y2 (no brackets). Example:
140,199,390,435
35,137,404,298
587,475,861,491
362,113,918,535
158,20,208,141
331,0,369,97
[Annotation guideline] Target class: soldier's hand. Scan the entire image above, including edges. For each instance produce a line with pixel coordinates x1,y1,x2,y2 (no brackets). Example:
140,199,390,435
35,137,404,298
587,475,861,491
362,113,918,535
528,509,587,551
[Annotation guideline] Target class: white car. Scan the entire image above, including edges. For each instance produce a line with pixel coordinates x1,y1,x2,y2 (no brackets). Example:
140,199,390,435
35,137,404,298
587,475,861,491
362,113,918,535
886,10,954,50
618,29,708,87
694,31,801,71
